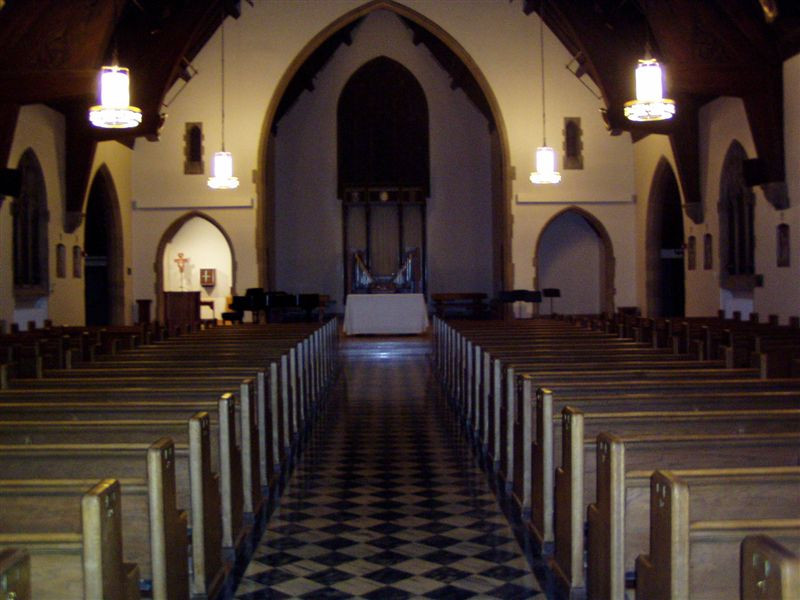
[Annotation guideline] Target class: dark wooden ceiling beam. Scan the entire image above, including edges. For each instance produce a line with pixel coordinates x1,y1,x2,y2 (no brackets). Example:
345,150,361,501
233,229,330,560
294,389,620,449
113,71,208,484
743,74,789,210
0,70,97,104
0,103,20,208
538,1,645,134
667,95,703,223
63,104,98,232
115,0,226,141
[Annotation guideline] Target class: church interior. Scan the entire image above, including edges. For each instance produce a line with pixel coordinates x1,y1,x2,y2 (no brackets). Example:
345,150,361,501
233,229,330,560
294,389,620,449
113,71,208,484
0,0,799,598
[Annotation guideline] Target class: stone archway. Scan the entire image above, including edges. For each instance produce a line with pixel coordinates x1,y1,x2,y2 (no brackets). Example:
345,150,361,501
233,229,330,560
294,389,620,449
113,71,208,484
257,0,512,297
154,211,237,322
645,158,685,317
534,206,615,316
84,165,125,325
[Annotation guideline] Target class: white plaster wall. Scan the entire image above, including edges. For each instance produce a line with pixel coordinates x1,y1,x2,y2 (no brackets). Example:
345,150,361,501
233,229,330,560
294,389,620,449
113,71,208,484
759,54,800,323
519,202,637,311
1,108,133,327
162,216,233,319
131,0,638,314
274,11,493,303
537,211,601,315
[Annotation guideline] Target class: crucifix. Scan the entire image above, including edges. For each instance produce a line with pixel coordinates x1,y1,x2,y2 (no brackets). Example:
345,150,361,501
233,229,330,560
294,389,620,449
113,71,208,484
174,252,190,290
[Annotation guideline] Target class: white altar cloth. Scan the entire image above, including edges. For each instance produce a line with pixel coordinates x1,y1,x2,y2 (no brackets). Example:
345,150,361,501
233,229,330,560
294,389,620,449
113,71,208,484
343,293,429,335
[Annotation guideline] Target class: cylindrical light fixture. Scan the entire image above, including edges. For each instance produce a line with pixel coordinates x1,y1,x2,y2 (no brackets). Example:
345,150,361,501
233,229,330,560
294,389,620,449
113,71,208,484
208,151,239,189
530,146,561,184
89,65,142,128
529,1,561,185
208,17,239,190
624,57,676,121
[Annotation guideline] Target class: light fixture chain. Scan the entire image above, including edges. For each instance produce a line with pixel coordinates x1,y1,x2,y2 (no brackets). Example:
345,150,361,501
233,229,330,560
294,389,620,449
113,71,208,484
220,19,226,151
540,0,546,146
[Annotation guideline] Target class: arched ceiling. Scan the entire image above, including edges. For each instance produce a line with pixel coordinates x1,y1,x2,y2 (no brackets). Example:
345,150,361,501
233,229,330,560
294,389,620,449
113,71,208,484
0,0,797,228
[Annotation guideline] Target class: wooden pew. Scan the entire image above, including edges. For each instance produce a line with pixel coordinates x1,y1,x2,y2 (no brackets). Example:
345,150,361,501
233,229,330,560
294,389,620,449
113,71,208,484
0,438,188,599
585,432,800,600
0,479,140,599
514,377,800,536
741,535,800,600
0,384,260,531
635,470,800,600
0,413,225,599
0,548,31,600
33,365,287,487
527,387,800,552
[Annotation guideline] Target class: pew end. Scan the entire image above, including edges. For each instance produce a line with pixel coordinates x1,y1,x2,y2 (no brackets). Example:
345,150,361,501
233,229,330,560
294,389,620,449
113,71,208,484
635,470,690,599
637,470,800,600
0,548,30,600
550,405,585,595
741,535,800,600
586,432,627,600
147,438,190,599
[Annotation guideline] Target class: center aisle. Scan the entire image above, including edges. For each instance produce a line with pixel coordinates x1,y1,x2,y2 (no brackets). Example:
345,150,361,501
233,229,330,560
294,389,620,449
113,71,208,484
234,336,544,599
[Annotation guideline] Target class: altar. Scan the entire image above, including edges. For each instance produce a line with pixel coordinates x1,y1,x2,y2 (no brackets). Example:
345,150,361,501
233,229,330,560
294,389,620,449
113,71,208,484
343,293,429,335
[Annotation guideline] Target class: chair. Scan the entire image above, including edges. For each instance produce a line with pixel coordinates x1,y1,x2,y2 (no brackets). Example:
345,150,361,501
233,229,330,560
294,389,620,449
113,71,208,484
222,296,245,324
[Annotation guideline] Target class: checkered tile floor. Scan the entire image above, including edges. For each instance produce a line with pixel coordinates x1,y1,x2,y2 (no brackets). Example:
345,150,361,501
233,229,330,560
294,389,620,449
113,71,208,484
234,337,543,599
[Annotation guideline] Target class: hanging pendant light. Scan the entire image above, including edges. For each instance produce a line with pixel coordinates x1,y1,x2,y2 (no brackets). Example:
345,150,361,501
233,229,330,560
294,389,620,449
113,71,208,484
624,46,676,122
89,51,142,128
530,1,561,185
208,17,239,190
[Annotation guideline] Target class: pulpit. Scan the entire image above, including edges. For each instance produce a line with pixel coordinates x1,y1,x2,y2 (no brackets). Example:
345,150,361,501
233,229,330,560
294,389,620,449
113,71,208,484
163,291,200,329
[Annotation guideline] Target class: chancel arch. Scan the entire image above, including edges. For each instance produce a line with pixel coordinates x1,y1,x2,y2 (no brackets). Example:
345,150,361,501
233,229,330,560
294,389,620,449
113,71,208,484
258,0,511,301
534,207,615,316
339,57,428,298
84,165,124,326
155,212,236,322
645,158,686,318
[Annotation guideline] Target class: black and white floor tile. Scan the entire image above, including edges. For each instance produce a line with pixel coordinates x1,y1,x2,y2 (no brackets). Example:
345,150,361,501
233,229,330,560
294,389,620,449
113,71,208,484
234,337,544,599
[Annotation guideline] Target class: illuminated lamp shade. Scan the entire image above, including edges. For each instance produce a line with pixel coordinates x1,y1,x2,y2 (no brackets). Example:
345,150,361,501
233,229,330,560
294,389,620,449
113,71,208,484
207,17,240,190
624,58,676,122
529,1,560,185
207,151,239,189
530,146,561,184
89,65,142,128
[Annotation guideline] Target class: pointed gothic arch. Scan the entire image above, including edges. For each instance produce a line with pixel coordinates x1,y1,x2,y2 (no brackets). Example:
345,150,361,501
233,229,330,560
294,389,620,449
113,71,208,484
645,157,686,317
256,0,512,295
13,148,49,297
154,211,237,322
534,206,615,315
718,140,756,292
84,164,124,325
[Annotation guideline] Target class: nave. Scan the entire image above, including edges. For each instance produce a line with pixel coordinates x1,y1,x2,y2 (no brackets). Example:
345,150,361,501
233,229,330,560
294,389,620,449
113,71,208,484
233,336,545,599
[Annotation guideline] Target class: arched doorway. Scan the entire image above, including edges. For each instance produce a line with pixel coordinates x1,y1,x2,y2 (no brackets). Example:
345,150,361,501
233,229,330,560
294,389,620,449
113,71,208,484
258,0,511,299
646,158,685,317
154,212,236,322
534,207,615,316
718,140,755,318
84,165,124,325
